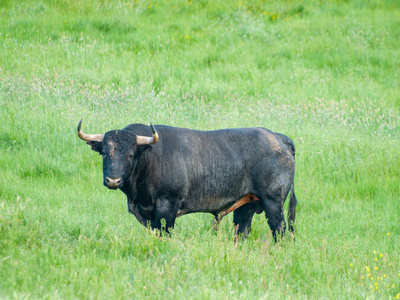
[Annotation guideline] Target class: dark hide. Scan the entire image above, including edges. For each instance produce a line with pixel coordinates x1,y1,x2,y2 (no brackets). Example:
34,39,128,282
84,124,297,240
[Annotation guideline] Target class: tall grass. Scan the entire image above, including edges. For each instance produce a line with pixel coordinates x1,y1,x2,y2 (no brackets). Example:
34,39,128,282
1,0,399,298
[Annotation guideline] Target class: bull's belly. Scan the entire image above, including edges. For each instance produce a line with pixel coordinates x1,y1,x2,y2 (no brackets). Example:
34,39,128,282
176,195,236,217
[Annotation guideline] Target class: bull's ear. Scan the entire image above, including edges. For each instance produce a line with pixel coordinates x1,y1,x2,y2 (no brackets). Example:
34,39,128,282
86,141,103,153
136,145,153,156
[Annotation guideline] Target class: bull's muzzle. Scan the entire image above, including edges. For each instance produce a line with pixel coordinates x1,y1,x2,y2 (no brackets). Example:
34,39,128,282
105,177,122,189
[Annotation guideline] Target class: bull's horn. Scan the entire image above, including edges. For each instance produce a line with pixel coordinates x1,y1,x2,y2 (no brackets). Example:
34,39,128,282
136,123,159,145
77,119,104,142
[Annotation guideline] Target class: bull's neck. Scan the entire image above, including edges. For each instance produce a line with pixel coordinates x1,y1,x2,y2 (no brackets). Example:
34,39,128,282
121,152,153,205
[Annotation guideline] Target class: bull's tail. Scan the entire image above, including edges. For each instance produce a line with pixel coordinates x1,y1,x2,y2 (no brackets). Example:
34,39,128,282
281,134,297,233
275,133,297,234
287,184,297,233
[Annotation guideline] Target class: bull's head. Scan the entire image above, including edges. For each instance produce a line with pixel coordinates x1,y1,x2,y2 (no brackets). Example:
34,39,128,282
77,119,158,190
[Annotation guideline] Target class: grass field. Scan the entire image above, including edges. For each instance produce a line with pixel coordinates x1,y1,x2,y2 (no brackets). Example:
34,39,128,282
1,0,400,298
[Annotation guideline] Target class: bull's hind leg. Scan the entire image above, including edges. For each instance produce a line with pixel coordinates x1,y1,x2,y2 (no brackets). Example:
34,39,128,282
261,197,286,242
233,203,257,240
259,183,292,242
211,214,222,231
287,186,297,233
257,175,293,241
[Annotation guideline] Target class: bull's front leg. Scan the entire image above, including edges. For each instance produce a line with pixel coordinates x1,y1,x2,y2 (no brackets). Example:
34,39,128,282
151,198,179,234
127,198,150,227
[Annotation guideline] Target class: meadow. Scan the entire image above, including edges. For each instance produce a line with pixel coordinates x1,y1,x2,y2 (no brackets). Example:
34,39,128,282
0,0,399,298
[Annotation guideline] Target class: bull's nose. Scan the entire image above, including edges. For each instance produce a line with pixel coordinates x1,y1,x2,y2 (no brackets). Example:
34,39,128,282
105,177,122,189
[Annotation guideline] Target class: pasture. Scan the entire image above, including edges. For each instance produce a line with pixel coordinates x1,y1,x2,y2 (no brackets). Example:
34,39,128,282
1,0,399,298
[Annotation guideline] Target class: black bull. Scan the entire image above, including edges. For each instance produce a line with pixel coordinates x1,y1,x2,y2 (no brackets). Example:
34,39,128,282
77,120,298,240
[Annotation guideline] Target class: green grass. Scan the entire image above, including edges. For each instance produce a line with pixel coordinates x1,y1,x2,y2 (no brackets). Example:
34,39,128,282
1,0,400,298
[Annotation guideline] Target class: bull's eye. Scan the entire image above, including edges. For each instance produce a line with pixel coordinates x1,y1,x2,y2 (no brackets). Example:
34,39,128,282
129,153,134,158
